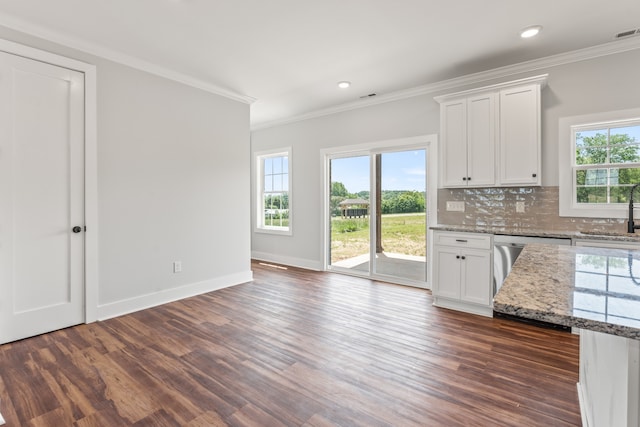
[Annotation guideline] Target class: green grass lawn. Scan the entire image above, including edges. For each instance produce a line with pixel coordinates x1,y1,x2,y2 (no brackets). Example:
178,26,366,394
330,213,426,262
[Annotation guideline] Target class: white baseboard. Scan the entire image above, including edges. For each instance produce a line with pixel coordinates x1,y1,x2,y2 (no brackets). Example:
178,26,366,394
96,270,253,321
252,251,322,271
432,297,493,317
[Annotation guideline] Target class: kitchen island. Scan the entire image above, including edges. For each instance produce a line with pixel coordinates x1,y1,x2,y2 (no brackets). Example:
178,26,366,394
493,244,640,427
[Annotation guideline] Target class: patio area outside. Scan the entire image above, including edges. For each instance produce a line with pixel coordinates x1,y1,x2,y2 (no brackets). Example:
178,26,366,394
330,213,426,282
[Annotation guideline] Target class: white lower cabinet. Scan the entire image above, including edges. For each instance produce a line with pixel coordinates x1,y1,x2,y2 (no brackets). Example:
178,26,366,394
432,231,493,316
578,329,639,427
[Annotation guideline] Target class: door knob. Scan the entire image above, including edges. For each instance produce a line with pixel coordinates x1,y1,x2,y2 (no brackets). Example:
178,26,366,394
72,226,82,233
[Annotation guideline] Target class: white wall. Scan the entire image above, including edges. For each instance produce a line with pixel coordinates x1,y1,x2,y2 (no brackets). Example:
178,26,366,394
0,26,252,319
251,96,439,270
97,62,252,316
540,50,640,185
251,48,640,269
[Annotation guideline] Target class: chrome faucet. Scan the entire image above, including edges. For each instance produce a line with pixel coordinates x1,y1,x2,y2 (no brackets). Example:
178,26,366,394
628,183,640,233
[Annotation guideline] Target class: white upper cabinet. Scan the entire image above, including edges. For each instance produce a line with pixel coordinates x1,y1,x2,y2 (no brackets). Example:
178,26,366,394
440,99,468,187
499,84,541,186
439,94,496,187
435,75,547,188
467,93,497,187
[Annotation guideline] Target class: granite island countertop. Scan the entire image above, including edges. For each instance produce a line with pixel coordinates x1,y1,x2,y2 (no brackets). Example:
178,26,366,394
493,243,640,340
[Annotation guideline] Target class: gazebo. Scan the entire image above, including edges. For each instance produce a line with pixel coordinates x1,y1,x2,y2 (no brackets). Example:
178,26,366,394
339,198,369,218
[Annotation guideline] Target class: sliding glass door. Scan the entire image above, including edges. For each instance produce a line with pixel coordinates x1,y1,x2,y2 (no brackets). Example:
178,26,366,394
327,146,427,286
329,155,371,273
374,149,426,282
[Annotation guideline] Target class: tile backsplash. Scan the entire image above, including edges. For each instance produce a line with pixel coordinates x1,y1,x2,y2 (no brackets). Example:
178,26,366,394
437,186,626,233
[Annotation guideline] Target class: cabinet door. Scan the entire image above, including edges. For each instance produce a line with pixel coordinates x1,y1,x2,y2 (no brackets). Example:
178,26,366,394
434,247,461,299
467,93,496,186
499,85,541,186
440,100,468,187
460,249,492,306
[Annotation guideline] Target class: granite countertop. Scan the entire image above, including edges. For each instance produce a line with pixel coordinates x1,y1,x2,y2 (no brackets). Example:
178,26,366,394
431,224,640,242
493,244,640,340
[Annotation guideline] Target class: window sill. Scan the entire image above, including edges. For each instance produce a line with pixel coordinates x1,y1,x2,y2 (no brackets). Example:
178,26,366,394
255,227,293,236
559,203,628,219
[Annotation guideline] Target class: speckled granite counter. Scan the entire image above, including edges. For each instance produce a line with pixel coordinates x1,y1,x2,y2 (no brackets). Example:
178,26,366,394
431,224,576,239
431,224,640,243
493,243,640,340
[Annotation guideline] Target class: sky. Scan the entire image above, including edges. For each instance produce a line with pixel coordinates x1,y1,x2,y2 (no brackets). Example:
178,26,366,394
331,149,426,193
576,124,640,145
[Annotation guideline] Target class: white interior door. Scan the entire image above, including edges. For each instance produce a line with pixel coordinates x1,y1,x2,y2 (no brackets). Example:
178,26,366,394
0,51,85,344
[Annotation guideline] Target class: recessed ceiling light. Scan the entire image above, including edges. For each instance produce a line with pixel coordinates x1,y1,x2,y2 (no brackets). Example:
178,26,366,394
338,81,351,89
520,25,542,39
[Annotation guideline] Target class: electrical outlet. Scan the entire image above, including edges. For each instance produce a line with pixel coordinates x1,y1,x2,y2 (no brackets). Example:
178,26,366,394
446,201,465,212
516,201,525,213
173,261,182,273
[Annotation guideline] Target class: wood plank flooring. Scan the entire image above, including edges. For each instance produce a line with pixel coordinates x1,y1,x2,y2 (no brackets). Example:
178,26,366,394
0,260,581,426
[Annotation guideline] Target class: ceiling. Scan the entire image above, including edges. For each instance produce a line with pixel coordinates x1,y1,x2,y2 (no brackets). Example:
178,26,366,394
0,0,638,129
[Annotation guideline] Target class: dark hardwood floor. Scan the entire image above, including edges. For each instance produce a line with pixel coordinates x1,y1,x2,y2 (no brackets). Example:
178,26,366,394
0,260,581,426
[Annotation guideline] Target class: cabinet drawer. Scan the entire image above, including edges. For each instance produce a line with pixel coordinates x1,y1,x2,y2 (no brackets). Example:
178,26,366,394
434,232,491,250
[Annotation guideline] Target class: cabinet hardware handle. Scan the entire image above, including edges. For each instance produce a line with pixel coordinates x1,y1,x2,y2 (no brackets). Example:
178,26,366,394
455,239,468,243
467,177,471,181
461,256,466,260
532,173,537,177
456,255,460,259
462,177,467,181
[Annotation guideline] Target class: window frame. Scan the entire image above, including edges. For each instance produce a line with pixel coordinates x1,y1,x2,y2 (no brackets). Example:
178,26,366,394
559,108,640,218
255,147,293,235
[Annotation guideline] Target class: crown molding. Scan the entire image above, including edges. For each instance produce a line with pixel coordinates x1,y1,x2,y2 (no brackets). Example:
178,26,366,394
433,74,548,103
0,13,256,104
251,36,640,131
1,9,638,123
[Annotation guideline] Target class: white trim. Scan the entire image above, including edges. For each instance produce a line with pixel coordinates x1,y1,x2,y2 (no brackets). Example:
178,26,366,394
321,135,434,156
252,37,640,131
84,60,99,323
2,9,639,129
559,108,640,218
577,382,591,427
251,251,323,271
96,271,253,321
0,38,100,324
255,147,293,235
254,227,292,236
0,14,254,105
433,74,548,103
320,134,438,289
432,297,493,317
0,38,92,73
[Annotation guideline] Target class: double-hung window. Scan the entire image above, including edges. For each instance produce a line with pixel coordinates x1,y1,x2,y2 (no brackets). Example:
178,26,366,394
560,110,640,218
256,148,292,234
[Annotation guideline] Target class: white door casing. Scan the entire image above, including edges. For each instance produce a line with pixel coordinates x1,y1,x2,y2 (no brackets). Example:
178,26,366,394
0,50,85,344
321,135,438,289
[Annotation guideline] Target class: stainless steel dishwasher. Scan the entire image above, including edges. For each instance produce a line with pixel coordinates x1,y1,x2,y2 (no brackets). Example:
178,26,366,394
493,235,571,296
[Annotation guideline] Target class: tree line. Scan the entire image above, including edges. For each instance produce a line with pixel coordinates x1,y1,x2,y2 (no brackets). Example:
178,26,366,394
331,182,425,216
575,131,640,203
